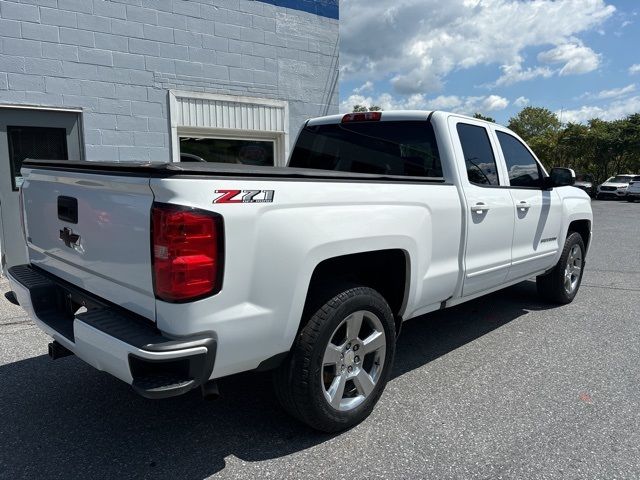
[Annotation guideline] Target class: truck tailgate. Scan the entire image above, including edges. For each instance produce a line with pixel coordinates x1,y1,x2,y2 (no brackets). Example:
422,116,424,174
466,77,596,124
21,167,156,320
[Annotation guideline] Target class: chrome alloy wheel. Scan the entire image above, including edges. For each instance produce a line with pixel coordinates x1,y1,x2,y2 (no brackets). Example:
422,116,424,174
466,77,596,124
564,244,583,294
321,310,386,412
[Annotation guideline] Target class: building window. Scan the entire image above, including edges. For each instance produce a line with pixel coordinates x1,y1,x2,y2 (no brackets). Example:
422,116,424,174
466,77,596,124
179,137,275,166
169,91,289,166
7,126,68,191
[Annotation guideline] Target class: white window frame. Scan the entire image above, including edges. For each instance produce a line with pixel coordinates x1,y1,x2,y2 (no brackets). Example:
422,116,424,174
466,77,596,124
169,90,289,166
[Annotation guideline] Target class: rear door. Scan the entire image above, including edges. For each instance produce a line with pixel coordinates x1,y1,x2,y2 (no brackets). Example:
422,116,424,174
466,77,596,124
449,117,514,297
492,128,562,280
21,166,156,320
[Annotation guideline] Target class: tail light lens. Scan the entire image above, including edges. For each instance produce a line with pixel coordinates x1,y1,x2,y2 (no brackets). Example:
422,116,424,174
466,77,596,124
151,203,224,302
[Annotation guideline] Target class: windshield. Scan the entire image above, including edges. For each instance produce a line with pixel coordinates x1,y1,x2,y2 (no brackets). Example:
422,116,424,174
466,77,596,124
607,175,633,183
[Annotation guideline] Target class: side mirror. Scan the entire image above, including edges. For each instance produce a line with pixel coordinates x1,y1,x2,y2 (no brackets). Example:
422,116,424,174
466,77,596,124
543,167,575,189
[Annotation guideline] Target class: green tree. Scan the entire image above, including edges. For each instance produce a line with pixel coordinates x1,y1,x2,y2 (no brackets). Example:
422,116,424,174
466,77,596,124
507,107,561,141
587,118,629,181
556,122,593,173
352,105,383,112
473,113,496,123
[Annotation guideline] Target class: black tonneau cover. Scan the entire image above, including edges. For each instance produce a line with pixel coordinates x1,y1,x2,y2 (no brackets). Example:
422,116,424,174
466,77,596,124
22,159,446,184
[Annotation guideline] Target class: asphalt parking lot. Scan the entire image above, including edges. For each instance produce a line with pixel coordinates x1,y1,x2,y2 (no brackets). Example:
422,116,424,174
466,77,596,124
0,200,638,479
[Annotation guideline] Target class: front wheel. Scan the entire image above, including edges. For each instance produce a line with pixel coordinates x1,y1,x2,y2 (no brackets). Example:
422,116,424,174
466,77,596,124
536,232,585,304
273,286,396,432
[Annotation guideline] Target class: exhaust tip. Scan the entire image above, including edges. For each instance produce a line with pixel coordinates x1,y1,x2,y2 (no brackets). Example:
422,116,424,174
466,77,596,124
48,341,73,360
201,380,220,401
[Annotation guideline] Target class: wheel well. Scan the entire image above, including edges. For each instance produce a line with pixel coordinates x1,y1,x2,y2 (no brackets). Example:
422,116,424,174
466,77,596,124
304,249,408,333
568,220,591,251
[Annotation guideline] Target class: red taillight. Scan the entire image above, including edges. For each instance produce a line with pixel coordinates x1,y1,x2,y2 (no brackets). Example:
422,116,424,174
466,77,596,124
341,111,382,123
151,203,224,302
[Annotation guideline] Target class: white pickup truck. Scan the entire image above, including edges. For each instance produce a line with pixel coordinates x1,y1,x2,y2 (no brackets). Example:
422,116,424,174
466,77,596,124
7,111,592,432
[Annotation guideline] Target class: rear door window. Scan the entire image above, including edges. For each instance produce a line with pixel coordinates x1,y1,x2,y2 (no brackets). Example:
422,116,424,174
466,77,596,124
289,121,442,178
456,123,500,186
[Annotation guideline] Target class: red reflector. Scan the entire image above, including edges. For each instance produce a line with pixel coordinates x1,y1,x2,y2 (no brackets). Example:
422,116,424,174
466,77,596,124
151,203,224,302
341,111,382,123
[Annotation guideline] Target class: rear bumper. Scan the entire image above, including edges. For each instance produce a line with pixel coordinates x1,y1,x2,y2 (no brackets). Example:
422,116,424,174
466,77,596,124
7,264,217,399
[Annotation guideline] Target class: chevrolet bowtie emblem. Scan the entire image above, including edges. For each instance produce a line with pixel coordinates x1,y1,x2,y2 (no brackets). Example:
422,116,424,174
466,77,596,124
59,227,80,248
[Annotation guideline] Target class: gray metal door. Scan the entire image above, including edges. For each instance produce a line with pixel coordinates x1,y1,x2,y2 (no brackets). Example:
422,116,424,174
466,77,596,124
0,108,83,270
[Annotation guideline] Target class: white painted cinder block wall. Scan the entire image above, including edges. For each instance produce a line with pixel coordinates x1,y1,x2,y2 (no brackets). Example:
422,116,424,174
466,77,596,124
0,0,340,162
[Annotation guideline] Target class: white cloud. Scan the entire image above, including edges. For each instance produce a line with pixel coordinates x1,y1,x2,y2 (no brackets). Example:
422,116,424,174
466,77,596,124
482,95,509,111
339,91,509,115
537,42,601,75
559,96,640,123
493,63,554,87
578,83,637,100
594,84,636,99
630,64,640,75
341,0,615,93
514,96,530,107
426,95,462,110
353,81,374,94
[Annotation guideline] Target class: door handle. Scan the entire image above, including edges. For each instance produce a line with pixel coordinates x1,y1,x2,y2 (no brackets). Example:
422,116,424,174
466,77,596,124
471,202,490,214
518,201,531,211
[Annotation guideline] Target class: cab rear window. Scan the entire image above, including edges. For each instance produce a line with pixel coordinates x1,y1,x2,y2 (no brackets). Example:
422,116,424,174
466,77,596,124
289,121,442,178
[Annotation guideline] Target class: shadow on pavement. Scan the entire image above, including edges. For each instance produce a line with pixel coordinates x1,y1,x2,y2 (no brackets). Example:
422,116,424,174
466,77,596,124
0,280,556,479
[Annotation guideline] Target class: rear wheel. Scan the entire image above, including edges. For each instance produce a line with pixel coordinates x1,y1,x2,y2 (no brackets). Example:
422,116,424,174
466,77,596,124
273,286,396,432
536,232,585,304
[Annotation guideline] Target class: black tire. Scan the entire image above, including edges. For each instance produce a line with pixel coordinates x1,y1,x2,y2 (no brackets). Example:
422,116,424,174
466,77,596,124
536,232,585,304
273,286,396,432
595,194,602,200
627,197,636,203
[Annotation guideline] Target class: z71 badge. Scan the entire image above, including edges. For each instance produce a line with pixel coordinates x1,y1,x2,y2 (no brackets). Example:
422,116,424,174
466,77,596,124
214,189,275,204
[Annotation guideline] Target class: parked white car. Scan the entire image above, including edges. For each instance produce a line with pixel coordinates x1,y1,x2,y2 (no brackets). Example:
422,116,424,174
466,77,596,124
626,175,640,202
7,111,593,432
596,174,637,199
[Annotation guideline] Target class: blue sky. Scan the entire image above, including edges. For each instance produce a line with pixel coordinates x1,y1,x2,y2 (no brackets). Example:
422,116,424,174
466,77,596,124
339,0,639,124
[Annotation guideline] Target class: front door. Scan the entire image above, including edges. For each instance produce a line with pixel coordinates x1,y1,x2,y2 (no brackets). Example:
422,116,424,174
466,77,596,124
450,118,515,297
0,108,83,270
493,129,562,280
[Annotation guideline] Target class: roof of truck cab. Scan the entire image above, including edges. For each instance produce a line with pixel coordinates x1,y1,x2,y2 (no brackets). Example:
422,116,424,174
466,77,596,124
306,110,502,127
307,110,435,126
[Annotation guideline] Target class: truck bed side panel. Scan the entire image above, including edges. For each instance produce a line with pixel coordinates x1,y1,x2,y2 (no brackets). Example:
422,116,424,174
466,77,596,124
150,177,462,378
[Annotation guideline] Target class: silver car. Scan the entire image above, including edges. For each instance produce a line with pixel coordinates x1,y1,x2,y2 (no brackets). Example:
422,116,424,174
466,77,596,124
626,175,640,202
